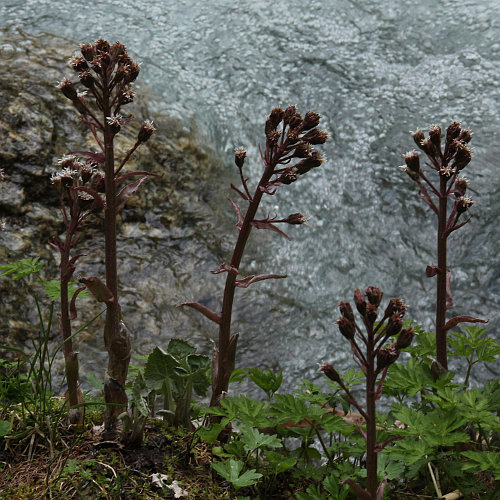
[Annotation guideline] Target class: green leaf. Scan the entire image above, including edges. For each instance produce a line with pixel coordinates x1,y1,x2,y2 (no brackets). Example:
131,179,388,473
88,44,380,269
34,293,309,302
212,459,262,490
239,426,282,452
196,423,226,444
461,451,500,480
265,450,296,474
167,338,196,359
144,347,179,390
39,280,90,301
0,420,11,436
131,371,150,417
270,394,326,425
244,368,282,397
207,395,271,428
0,257,44,279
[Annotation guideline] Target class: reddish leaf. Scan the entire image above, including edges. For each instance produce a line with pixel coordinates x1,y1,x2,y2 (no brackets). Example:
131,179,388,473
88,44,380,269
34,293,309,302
68,150,105,164
177,301,221,325
227,197,244,229
115,176,150,214
114,170,160,185
425,265,440,277
340,478,373,500
230,183,250,201
444,315,488,332
69,286,87,320
79,276,114,303
211,263,238,275
251,220,291,240
235,273,287,288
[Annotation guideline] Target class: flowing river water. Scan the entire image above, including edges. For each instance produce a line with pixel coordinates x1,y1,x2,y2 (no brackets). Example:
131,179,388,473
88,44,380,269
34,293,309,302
1,0,499,392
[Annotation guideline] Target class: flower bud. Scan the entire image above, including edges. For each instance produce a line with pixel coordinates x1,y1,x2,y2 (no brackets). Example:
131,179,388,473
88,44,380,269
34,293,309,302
453,141,472,170
446,121,461,143
458,129,472,143
419,137,436,157
120,89,135,104
428,124,442,150
403,150,420,177
302,129,328,145
95,38,111,53
79,71,95,89
106,114,122,134
137,120,155,143
267,130,281,147
376,346,399,371
283,213,308,225
268,107,284,128
80,43,96,61
456,195,474,214
365,286,383,307
302,111,321,131
125,62,140,83
412,129,425,148
293,142,312,158
58,78,78,101
69,55,89,72
386,314,403,337
396,327,416,350
288,113,303,129
283,105,297,124
353,288,366,316
384,298,406,318
339,301,355,322
319,362,342,384
277,167,298,184
337,317,355,341
454,177,468,196
111,42,127,57
234,147,246,168
294,151,323,175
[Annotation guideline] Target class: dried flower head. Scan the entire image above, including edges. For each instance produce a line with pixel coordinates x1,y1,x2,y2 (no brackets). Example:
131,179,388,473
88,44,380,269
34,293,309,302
456,195,474,214
137,120,155,144
58,78,77,101
51,167,78,185
234,147,247,168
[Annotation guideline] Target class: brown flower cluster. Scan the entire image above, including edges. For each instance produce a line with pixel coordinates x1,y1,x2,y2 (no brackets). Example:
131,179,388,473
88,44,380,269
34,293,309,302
261,106,328,188
401,122,474,223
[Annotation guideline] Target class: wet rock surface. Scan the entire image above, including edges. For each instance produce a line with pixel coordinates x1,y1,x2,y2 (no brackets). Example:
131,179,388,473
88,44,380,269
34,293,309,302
0,29,234,382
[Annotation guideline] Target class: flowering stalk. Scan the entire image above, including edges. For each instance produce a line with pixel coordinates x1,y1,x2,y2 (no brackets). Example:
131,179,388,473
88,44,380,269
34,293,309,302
180,106,327,408
401,123,487,369
321,287,415,500
59,39,156,428
50,157,99,424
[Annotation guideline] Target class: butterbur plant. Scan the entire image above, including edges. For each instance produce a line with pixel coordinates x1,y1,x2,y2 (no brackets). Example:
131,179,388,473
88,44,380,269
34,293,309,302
321,287,416,500
181,106,327,408
401,122,487,369
50,156,101,424
58,39,157,428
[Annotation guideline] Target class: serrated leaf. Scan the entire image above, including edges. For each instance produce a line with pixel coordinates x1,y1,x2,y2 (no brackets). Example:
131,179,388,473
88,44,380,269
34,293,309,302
0,257,44,279
240,426,282,452
212,459,262,490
